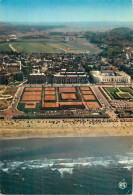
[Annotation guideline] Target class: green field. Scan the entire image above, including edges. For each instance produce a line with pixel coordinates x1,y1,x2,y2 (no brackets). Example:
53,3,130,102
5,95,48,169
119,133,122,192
105,87,133,100
13,42,59,53
119,87,133,94
0,43,12,52
0,38,101,54
116,92,132,99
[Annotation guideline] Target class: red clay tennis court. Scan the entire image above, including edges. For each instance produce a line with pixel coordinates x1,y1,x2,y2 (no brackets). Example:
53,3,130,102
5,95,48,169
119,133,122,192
82,91,93,95
59,87,76,93
59,102,83,106
80,87,91,91
44,96,56,101
22,92,42,101
45,87,55,91
61,93,77,100
45,91,56,95
25,88,42,92
25,102,36,109
83,95,96,101
86,102,101,109
42,102,59,108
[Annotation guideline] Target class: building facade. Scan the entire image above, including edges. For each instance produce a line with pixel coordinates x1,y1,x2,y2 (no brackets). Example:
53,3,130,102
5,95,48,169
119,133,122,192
54,72,89,84
90,71,131,84
6,62,22,73
28,73,46,84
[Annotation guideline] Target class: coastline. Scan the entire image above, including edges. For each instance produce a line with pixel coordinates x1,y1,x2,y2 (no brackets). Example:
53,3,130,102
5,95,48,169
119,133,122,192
0,119,133,140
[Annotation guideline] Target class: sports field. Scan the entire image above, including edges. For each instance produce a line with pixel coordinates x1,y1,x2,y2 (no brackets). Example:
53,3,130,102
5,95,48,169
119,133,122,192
0,38,101,54
25,88,42,92
18,86,101,113
61,93,77,100
86,102,101,109
82,91,93,95
59,87,76,93
44,96,56,101
22,91,42,101
45,91,56,95
45,87,55,91
83,95,96,101
11,42,58,54
25,103,36,109
80,87,91,91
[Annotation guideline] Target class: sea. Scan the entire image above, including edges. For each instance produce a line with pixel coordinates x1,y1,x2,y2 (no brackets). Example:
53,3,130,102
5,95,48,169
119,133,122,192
0,136,133,194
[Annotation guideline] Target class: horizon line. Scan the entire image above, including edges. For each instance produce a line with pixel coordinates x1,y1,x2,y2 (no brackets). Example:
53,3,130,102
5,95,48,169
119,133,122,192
1,21,133,25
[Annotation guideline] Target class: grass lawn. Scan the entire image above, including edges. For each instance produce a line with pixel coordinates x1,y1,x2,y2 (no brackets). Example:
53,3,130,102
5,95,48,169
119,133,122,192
119,87,133,94
106,87,118,93
49,38,101,54
13,41,89,54
116,92,132,99
0,43,12,52
12,42,59,53
0,38,101,54
17,102,41,113
105,87,119,99
106,87,133,99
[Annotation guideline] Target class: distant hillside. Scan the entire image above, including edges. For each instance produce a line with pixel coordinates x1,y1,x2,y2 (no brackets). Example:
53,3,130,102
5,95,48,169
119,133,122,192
0,22,65,34
85,27,133,57
86,27,133,46
108,27,133,35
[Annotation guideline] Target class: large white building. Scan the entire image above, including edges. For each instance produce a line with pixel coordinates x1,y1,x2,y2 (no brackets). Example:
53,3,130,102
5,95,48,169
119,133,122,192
90,71,131,84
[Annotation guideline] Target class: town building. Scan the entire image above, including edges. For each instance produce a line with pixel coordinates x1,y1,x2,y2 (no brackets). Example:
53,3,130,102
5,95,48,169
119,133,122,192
28,69,46,84
0,69,13,84
6,62,22,73
90,70,131,84
54,71,89,84
28,73,46,84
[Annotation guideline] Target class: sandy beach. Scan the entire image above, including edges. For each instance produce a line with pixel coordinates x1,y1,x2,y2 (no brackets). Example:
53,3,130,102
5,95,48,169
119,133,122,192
0,119,133,139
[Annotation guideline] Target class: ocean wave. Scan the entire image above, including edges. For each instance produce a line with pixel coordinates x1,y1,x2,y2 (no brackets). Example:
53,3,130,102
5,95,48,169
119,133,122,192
2,168,9,173
6,161,24,170
51,168,73,178
0,155,133,177
126,152,133,155
118,159,133,165
0,162,4,168
123,166,132,171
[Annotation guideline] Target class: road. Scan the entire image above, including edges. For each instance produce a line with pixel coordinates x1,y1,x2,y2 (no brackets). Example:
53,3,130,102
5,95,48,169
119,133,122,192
91,86,118,120
4,87,24,120
9,44,18,53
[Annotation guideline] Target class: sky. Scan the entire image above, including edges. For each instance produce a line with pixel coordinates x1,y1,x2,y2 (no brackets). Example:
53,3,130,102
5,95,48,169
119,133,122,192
0,0,133,23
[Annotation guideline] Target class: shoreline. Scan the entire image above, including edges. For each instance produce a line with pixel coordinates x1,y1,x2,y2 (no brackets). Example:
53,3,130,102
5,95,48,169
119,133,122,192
0,119,133,140
0,134,133,141
0,125,133,140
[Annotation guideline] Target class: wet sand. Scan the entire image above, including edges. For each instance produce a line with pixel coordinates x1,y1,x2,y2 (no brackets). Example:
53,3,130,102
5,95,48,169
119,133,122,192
0,119,133,139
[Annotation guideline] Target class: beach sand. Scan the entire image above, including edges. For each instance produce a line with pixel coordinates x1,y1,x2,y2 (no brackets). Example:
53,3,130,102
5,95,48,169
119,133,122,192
0,119,133,139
